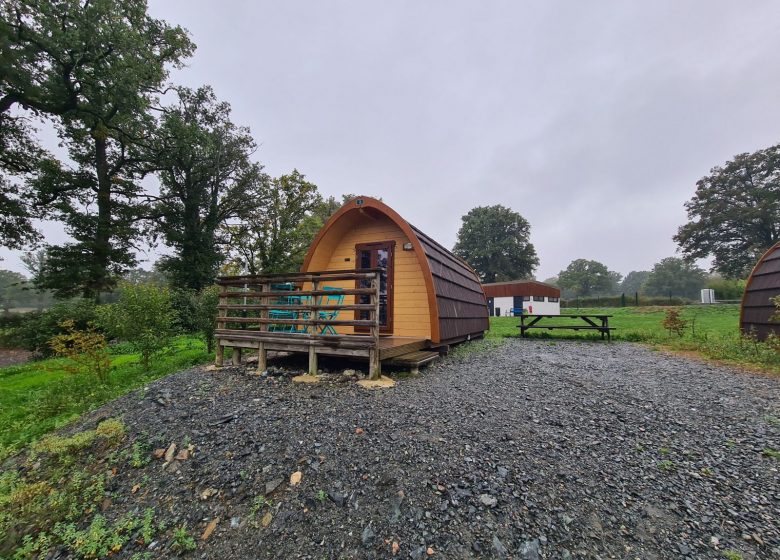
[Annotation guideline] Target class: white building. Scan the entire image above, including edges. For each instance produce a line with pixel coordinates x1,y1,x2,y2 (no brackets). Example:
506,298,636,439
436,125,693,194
482,280,561,316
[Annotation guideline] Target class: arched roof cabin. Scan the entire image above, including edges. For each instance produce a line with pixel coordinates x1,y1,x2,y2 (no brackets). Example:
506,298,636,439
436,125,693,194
302,197,489,344
741,240,780,340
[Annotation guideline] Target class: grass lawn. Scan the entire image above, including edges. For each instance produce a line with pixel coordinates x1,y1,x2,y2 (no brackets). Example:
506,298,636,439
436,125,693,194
0,335,212,460
487,304,780,373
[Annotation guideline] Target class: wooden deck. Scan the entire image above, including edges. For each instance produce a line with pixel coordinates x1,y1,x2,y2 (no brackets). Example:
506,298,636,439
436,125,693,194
214,270,431,379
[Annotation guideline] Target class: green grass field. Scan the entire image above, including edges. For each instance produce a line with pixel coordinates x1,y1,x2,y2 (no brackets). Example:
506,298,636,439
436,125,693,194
0,335,211,460
487,305,780,373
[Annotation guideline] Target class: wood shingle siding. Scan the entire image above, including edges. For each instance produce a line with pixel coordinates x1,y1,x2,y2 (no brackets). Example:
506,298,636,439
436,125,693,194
740,241,780,340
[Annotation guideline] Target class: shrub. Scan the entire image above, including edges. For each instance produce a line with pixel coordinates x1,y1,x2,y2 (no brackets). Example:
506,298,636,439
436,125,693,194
170,287,219,352
170,289,199,333
97,283,176,371
194,286,219,353
5,299,98,356
661,309,687,337
48,320,111,383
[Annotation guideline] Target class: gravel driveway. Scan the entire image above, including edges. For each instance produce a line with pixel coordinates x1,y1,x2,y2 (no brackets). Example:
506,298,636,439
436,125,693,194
77,339,780,559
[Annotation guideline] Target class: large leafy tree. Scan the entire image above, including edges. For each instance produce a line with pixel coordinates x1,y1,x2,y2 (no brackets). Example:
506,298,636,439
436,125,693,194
1,0,193,299
144,86,264,291
222,171,323,274
453,205,538,283
557,259,621,297
643,257,706,299
674,144,780,278
621,270,650,295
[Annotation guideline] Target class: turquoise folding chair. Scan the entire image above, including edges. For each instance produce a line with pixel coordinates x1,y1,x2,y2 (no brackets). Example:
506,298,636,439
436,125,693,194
269,282,297,332
318,287,344,335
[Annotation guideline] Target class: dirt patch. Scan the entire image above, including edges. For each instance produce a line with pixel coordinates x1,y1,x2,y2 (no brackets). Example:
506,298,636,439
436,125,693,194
0,347,31,368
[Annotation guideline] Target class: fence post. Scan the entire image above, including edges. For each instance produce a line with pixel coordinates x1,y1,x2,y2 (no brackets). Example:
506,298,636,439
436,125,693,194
621,292,626,307
368,271,381,380
308,277,320,376
215,282,225,367
635,291,639,306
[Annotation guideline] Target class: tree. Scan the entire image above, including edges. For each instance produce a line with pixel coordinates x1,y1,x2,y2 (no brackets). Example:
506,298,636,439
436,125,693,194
97,283,176,371
557,259,621,297
621,270,650,294
453,205,538,283
2,0,194,299
145,86,264,291
674,144,780,278
222,170,323,274
0,270,28,312
643,257,706,299
705,275,746,301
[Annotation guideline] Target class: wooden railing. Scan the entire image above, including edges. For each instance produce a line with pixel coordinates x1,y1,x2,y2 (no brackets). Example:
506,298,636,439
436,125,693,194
214,269,382,378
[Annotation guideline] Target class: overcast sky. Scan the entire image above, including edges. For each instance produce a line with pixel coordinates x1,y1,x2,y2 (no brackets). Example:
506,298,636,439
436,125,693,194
4,1,780,280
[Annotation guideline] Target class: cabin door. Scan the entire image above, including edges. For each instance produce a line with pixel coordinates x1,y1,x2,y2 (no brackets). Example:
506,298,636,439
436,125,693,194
355,241,394,333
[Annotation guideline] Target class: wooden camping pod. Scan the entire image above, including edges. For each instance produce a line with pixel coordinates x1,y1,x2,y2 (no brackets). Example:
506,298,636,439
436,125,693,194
301,196,489,344
740,240,780,340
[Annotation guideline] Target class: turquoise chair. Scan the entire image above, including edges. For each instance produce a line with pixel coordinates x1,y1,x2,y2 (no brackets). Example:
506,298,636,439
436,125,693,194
318,287,344,335
269,282,298,332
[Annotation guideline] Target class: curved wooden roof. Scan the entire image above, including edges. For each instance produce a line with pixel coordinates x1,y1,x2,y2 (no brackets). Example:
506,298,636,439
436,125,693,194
741,240,780,340
302,197,488,343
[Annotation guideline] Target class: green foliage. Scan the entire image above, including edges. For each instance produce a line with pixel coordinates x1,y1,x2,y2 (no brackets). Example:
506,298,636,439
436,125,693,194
661,309,688,337
675,143,780,278
249,495,272,519
763,447,780,460
562,294,689,308
557,259,620,297
0,420,127,556
48,320,112,383
97,283,176,371
706,276,746,301
0,335,210,460
316,489,327,502
222,170,324,274
3,0,194,299
620,270,650,295
7,299,99,356
453,205,538,283
130,440,151,468
644,257,706,299
657,459,675,472
171,525,197,552
150,86,265,291
167,287,219,352
722,550,743,560
194,286,220,353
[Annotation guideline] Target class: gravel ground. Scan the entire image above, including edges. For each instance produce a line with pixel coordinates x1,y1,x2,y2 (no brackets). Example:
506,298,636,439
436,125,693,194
65,340,780,559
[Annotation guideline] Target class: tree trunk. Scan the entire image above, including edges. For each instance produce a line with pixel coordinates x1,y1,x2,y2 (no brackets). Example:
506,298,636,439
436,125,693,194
91,134,113,302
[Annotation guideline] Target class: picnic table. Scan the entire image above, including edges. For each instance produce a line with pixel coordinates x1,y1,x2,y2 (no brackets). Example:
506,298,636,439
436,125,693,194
519,313,614,341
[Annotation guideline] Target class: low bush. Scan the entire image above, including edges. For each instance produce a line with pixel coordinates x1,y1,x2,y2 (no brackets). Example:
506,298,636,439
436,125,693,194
48,320,112,383
3,299,99,356
97,283,177,371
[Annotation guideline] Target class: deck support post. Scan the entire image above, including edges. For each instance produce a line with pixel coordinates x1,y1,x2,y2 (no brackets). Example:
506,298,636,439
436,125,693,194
232,346,243,366
215,342,224,367
308,345,318,376
256,342,266,374
368,271,381,380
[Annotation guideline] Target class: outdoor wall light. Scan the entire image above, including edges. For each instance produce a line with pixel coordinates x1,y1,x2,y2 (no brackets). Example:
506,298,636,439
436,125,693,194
402,242,413,251
356,198,364,206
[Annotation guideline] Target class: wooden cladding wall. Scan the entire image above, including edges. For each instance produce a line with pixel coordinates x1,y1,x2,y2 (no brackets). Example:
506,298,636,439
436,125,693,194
411,225,489,342
304,211,432,339
741,242,780,340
